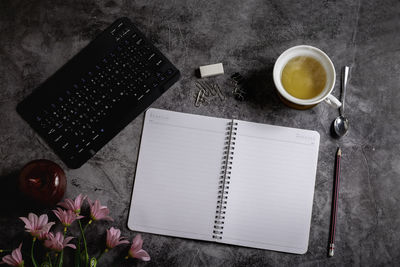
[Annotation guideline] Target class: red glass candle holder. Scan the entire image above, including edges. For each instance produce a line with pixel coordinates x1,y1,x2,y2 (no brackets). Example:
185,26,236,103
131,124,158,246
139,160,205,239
18,159,67,207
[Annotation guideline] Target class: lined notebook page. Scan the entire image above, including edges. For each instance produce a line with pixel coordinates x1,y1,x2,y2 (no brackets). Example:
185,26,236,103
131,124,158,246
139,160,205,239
128,108,229,241
221,120,320,254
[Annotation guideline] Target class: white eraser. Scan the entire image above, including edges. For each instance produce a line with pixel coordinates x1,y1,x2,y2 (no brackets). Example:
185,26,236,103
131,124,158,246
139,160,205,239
199,63,224,78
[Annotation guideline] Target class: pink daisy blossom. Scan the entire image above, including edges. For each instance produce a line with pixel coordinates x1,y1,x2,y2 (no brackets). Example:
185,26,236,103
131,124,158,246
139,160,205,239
57,194,86,214
106,227,129,249
19,213,55,239
53,208,84,227
44,232,76,252
128,234,150,262
37,229,51,241
1,243,24,267
87,199,113,221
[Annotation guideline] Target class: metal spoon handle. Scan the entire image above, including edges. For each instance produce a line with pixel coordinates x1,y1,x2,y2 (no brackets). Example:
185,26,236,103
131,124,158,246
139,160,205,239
340,66,350,115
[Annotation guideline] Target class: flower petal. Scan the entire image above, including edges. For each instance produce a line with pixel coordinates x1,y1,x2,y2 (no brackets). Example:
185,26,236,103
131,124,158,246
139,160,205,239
28,213,38,229
65,244,76,249
118,239,130,245
103,216,114,221
2,255,17,265
38,214,48,226
58,199,72,210
132,249,151,261
19,217,32,230
52,209,62,222
75,194,86,207
109,227,117,235
131,234,143,251
64,236,74,244
11,249,21,263
55,232,63,241
43,222,55,232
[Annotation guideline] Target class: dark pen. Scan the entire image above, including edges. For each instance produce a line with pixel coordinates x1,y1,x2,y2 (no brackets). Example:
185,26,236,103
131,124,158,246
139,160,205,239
329,147,341,257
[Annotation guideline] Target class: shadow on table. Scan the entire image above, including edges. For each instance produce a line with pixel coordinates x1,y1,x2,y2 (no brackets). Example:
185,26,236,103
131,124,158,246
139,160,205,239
241,65,285,110
0,170,45,216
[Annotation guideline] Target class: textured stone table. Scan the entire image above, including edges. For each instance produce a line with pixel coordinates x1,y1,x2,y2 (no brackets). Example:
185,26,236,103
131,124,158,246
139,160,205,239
1,0,399,266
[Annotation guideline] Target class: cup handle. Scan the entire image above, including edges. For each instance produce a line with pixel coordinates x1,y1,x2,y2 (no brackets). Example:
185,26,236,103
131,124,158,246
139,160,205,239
324,94,342,109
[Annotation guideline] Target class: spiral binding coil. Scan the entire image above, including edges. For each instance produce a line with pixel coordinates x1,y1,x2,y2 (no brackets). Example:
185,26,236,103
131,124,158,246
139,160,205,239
212,120,238,240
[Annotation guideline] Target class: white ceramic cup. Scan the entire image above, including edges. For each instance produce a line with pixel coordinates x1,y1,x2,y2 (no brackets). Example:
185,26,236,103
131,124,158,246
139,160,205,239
273,45,341,109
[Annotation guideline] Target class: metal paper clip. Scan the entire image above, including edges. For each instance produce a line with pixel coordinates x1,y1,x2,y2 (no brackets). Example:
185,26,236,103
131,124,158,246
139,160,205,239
196,81,217,96
194,81,224,107
195,82,210,97
203,81,217,96
214,83,225,101
194,89,210,107
194,89,203,107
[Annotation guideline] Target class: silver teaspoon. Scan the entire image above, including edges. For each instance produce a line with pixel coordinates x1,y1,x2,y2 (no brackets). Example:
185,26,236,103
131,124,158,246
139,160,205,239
333,66,350,137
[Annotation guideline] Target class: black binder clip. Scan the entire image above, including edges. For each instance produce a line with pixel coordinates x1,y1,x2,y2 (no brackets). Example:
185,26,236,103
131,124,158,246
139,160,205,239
230,73,247,101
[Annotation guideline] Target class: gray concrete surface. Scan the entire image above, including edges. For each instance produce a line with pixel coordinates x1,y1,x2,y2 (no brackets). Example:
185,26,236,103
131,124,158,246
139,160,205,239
0,0,399,266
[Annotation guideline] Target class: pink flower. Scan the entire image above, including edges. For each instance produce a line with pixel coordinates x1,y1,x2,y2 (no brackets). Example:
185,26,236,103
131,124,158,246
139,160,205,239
106,227,129,249
44,232,76,252
53,208,84,227
1,243,24,267
37,230,51,241
88,199,113,221
58,194,86,214
19,213,55,240
128,235,150,262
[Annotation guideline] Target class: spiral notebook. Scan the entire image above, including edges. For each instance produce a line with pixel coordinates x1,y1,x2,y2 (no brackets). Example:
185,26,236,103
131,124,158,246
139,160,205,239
127,108,320,254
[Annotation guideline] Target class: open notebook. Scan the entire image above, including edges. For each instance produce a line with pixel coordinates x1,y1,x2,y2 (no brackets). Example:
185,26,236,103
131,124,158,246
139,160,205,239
127,108,320,254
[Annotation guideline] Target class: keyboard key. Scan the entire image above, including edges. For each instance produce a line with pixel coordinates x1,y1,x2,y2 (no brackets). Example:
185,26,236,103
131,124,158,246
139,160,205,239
155,59,163,66
136,38,143,45
61,142,69,149
54,135,63,142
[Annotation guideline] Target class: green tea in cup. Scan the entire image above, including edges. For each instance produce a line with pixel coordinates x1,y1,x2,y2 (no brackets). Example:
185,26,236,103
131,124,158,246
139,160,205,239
281,56,327,100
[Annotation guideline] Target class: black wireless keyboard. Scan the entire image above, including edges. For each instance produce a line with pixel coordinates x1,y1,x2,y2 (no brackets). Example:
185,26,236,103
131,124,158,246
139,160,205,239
17,17,180,169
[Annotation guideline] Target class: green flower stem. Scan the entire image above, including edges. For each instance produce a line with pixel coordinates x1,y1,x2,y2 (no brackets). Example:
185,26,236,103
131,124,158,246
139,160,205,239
79,219,92,267
57,227,67,267
97,248,108,261
76,219,87,267
84,220,92,231
31,237,39,267
58,250,64,267
46,253,53,267
55,253,60,267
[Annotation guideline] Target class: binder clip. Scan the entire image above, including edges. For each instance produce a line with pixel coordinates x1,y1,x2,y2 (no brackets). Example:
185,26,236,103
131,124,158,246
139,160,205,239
230,73,247,101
